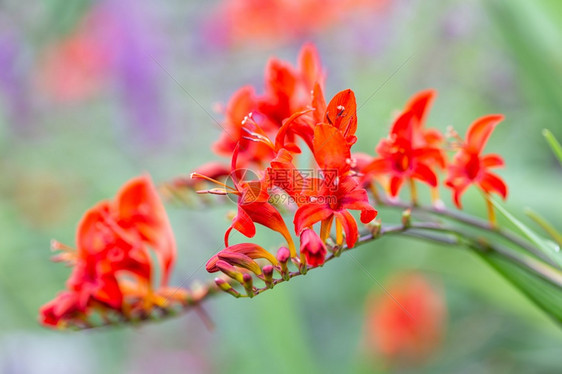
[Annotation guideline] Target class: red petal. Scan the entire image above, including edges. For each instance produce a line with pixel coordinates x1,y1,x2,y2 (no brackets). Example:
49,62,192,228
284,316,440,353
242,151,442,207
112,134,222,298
389,175,405,197
241,202,293,245
445,178,471,209
294,202,333,234
466,114,504,153
312,123,351,175
339,188,377,223
411,162,438,187
325,89,357,140
335,210,359,248
115,174,176,286
93,274,123,309
76,201,113,257
414,146,446,169
264,58,297,98
274,108,315,151
478,172,508,199
390,110,414,142
405,89,436,128
298,43,323,90
481,154,504,168
311,82,327,124
362,158,392,175
225,206,256,246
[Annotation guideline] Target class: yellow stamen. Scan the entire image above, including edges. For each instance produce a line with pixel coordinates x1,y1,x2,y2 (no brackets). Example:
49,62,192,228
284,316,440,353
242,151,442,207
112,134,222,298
190,172,237,192
320,217,334,243
485,193,497,228
431,187,439,204
409,178,418,206
335,219,344,246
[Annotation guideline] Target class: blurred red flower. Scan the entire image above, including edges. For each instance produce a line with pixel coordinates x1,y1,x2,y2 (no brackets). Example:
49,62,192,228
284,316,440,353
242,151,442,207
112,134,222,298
208,0,388,46
365,272,446,366
445,114,507,209
39,175,177,327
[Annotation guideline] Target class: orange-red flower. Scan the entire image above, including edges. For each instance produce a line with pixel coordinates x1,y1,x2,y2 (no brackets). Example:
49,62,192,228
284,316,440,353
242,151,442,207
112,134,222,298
362,109,443,198
209,0,388,46
445,114,507,209
39,175,177,327
365,272,446,366
194,145,297,255
294,175,376,248
212,44,323,167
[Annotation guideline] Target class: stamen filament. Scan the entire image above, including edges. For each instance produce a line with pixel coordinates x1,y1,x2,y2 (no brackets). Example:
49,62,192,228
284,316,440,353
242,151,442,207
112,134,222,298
191,172,237,192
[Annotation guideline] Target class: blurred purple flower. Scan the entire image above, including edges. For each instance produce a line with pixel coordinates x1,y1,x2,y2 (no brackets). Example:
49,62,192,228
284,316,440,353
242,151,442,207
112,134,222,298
0,28,32,133
37,0,168,143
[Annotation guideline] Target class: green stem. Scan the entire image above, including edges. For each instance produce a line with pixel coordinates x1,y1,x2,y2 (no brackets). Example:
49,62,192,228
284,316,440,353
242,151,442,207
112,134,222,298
74,221,562,330
377,198,558,268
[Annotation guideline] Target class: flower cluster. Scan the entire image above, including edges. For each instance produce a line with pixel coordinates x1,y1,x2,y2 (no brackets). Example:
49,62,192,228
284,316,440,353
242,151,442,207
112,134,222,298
39,43,509,326
192,44,507,296
39,175,180,328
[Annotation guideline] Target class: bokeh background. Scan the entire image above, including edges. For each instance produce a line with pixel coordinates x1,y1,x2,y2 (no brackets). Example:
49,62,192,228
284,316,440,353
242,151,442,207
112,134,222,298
1,0,562,373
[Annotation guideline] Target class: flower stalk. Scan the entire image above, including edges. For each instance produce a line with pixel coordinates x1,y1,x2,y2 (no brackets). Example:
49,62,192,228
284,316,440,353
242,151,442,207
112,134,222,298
68,201,562,330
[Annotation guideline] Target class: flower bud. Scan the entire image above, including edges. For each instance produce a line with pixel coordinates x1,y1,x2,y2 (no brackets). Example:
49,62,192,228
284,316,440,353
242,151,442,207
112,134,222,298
276,246,290,263
218,251,262,275
242,273,254,298
368,220,382,238
262,265,274,289
215,278,241,298
276,246,291,280
299,229,327,268
402,209,412,228
216,260,245,283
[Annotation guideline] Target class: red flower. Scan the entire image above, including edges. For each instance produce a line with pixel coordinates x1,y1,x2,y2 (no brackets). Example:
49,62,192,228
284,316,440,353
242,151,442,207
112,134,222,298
363,109,443,198
194,145,297,256
299,228,327,267
294,175,376,248
445,114,507,209
365,273,446,366
209,0,388,46
39,175,177,327
212,44,324,167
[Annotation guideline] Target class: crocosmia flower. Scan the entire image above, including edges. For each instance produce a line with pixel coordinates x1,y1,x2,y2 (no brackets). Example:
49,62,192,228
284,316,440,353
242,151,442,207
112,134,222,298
363,112,440,200
39,175,178,328
365,273,446,366
212,44,324,167
445,115,507,223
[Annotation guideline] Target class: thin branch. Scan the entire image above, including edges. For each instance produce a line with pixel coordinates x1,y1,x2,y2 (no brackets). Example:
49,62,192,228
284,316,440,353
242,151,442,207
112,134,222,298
75,221,562,330
377,198,559,268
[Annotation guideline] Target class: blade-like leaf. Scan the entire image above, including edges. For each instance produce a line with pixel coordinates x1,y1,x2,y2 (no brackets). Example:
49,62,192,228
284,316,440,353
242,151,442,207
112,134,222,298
525,207,562,247
492,199,562,269
478,251,562,326
543,129,562,165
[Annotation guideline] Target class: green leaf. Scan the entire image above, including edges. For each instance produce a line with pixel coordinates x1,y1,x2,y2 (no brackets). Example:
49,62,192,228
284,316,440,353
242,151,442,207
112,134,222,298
478,251,562,326
491,199,562,269
543,129,562,165
525,207,562,247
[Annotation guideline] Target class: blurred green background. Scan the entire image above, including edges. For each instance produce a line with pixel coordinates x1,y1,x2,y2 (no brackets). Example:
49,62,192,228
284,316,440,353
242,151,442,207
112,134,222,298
1,0,562,373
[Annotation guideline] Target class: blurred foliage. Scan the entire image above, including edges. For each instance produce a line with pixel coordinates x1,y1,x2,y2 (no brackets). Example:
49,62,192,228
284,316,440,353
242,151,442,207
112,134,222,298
1,0,562,373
